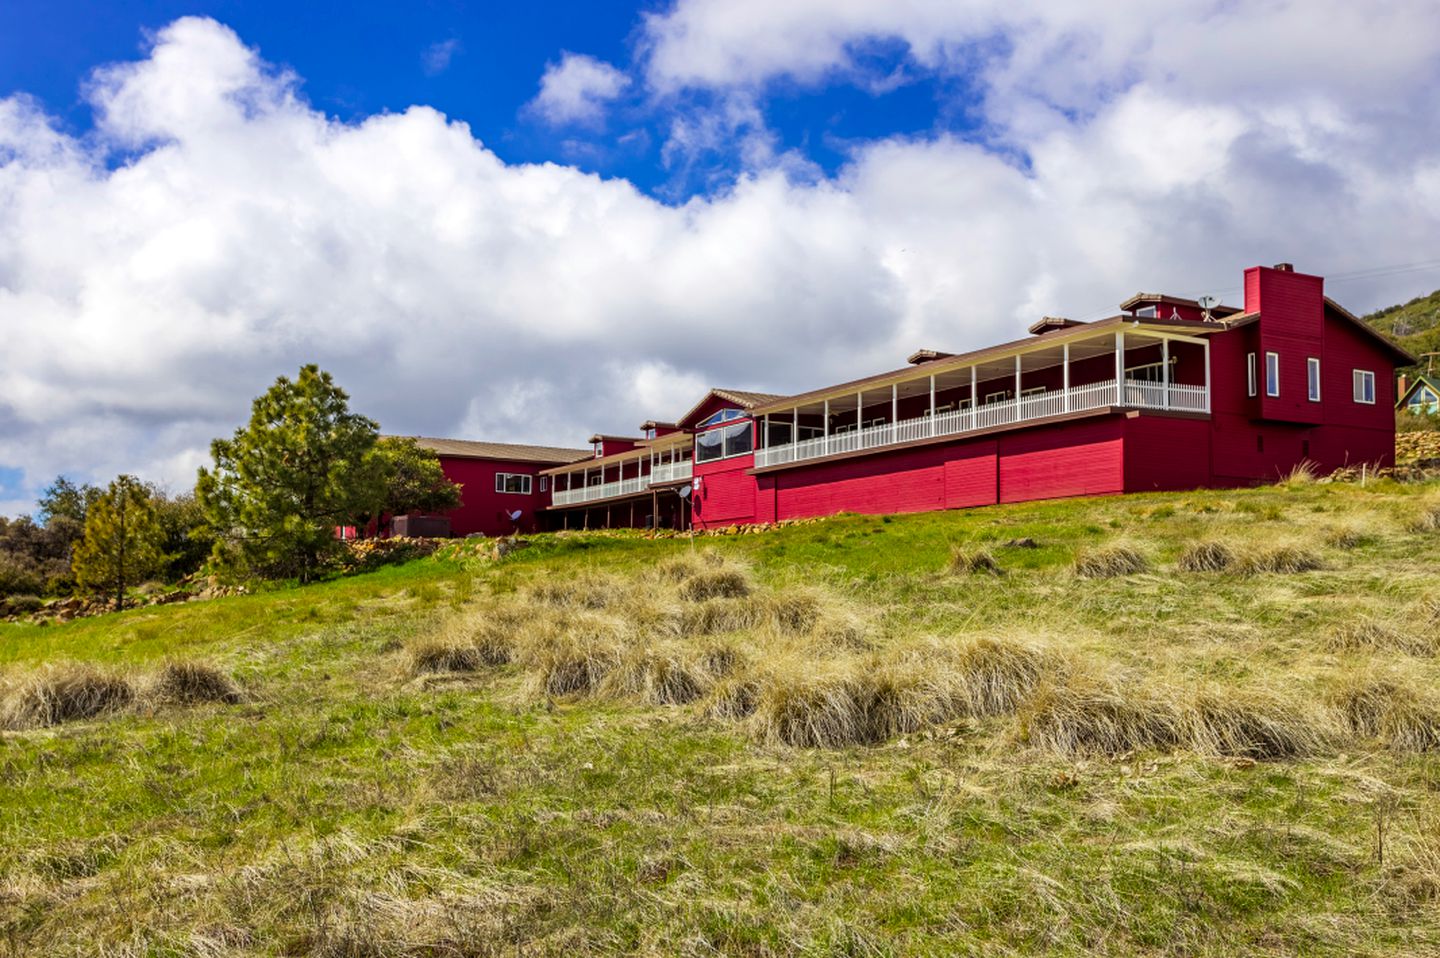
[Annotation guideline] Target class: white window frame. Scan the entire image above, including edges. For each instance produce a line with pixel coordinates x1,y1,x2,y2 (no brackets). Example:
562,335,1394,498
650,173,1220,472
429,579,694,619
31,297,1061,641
1265,352,1280,398
1307,358,1321,402
494,472,533,495
1247,352,1257,397
1125,358,1178,384
539,476,548,493
1135,305,1158,318
694,420,753,463
1352,369,1376,405
984,390,1011,405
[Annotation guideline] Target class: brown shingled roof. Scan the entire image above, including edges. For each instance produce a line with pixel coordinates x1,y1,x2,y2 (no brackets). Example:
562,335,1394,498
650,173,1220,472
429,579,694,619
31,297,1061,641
676,387,791,428
404,436,590,464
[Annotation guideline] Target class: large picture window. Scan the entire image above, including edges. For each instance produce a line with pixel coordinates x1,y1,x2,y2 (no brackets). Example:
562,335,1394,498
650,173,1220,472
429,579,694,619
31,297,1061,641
494,473,532,495
695,421,753,462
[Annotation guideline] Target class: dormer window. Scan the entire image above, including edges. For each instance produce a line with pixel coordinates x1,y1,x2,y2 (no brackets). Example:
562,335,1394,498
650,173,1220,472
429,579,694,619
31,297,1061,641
697,408,745,428
1135,306,1158,318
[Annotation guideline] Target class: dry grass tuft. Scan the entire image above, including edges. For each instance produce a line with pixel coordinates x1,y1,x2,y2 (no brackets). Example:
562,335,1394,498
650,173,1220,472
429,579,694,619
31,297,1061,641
1,665,136,730
647,552,712,583
149,661,243,705
1234,544,1323,575
1384,815,1440,912
1074,544,1148,579
1176,541,1235,573
1185,688,1328,759
602,645,715,705
1324,523,1373,550
1019,676,1183,756
1328,618,1437,657
408,640,489,675
1408,499,1440,533
1330,674,1440,753
1280,460,1318,486
747,667,875,748
948,546,1003,576
524,629,624,698
678,567,752,601
526,573,625,609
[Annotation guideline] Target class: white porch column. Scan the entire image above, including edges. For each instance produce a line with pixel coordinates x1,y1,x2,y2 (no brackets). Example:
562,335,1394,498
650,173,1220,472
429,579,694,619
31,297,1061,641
856,391,863,434
1161,336,1171,410
762,413,769,449
1063,342,1071,412
823,399,830,454
1014,354,1022,416
891,383,898,442
1203,338,1212,413
1115,331,1126,405
793,406,799,447
929,374,936,437
970,366,978,429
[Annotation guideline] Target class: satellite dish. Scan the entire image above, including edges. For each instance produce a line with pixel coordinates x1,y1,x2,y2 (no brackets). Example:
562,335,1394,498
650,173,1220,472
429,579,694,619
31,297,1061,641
1197,295,1218,310
677,484,692,499
508,510,523,522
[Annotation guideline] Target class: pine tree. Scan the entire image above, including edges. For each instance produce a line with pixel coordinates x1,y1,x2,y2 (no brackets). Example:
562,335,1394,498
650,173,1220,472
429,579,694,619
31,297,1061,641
197,365,382,582
72,475,165,611
368,437,462,530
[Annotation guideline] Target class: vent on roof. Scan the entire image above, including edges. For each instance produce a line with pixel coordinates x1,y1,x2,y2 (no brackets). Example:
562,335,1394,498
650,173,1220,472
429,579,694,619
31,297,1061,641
1273,262,1294,272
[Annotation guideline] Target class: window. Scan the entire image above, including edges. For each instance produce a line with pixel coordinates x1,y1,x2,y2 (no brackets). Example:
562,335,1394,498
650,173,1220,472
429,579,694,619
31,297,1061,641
1307,358,1321,402
539,476,548,493
1136,305,1158,318
1265,352,1280,397
1352,369,1376,404
1247,353,1257,397
494,473,532,495
984,390,1010,405
1021,386,1046,397
695,421,752,462
697,408,745,428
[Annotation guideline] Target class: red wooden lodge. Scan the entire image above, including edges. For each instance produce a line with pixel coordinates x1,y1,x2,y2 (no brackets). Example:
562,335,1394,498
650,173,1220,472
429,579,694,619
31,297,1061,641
405,264,1412,537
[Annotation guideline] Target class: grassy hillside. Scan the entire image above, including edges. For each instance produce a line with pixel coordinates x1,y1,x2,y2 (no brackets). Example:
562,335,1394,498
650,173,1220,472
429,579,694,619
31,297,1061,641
3,480,1440,956
1365,287,1440,376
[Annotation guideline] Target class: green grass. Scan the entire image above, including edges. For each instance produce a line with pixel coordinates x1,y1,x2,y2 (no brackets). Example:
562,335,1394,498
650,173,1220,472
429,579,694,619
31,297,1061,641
3,481,1440,955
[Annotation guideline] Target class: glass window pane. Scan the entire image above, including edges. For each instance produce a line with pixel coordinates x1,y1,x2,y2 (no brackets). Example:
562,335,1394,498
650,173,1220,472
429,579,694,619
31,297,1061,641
696,428,724,462
723,421,753,457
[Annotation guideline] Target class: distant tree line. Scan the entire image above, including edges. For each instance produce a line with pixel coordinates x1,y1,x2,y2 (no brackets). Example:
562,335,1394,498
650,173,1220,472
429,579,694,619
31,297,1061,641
1,365,460,609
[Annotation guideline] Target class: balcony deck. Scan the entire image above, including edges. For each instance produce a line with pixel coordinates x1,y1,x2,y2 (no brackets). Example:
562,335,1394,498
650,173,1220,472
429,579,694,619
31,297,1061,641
550,460,693,507
753,378,1207,470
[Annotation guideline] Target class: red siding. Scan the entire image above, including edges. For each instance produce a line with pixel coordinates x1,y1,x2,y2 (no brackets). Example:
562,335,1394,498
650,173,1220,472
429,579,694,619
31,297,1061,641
944,440,998,508
438,456,559,537
1248,266,1325,425
1123,415,1212,492
997,419,1124,502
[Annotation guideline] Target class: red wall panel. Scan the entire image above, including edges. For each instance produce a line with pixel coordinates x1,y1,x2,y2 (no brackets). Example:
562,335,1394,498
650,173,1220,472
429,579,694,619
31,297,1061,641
997,419,1125,502
944,440,998,508
438,457,557,537
1123,415,1212,492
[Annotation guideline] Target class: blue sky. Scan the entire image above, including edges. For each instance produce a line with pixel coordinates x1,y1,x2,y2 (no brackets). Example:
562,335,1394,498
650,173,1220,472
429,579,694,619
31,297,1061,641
0,0,965,198
1,1,1438,514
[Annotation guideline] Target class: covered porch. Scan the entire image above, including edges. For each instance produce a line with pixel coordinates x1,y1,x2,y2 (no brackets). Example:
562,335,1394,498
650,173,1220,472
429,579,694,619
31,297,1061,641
754,326,1211,470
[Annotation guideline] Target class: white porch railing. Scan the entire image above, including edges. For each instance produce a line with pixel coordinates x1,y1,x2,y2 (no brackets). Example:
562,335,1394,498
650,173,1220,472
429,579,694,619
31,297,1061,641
649,460,693,484
754,378,1207,469
550,460,692,507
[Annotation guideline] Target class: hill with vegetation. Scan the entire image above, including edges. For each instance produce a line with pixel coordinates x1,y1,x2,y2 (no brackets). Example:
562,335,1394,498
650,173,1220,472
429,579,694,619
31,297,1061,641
3,479,1440,956
1365,286,1440,377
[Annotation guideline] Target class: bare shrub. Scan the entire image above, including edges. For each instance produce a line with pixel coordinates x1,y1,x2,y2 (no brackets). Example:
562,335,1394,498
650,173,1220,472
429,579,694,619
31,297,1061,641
1074,545,1148,579
149,661,243,704
948,547,1003,576
1,666,135,730
1234,545,1323,575
1176,541,1234,573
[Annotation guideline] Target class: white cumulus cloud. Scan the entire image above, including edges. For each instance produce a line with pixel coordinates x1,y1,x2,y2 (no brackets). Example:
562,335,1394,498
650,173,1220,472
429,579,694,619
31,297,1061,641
530,52,631,125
